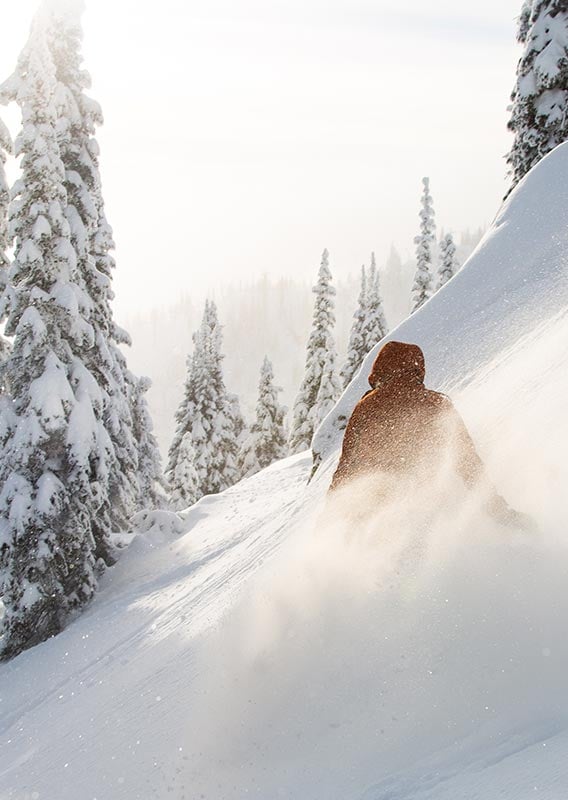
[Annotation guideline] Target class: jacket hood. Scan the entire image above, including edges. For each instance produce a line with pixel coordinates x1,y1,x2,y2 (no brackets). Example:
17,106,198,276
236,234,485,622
368,341,425,388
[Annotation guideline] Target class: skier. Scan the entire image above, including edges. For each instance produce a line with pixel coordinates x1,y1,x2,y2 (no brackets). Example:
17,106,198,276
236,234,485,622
330,340,533,530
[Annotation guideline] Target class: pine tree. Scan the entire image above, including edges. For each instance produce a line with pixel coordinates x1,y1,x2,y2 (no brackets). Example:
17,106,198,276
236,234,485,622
340,265,368,388
507,1,568,189
131,376,168,510
363,252,388,351
44,1,141,535
313,348,341,428
0,117,11,365
166,344,202,512
1,1,143,544
0,19,103,659
289,249,341,453
238,357,288,479
437,232,460,289
411,177,436,312
166,301,240,510
228,392,247,446
169,433,200,511
0,116,10,288
205,301,240,490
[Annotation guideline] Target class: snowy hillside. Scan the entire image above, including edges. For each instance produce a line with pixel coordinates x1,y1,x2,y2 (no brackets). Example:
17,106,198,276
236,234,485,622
314,142,568,464
2,145,568,799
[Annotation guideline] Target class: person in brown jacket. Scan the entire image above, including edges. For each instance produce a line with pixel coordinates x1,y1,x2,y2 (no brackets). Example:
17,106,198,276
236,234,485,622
330,340,532,529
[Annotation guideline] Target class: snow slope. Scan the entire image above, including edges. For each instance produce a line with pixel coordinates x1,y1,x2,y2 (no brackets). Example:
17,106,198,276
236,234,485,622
314,142,568,464
2,145,568,799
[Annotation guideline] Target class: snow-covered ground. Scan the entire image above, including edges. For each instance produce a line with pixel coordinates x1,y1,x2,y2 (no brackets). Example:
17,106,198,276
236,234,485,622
2,147,568,799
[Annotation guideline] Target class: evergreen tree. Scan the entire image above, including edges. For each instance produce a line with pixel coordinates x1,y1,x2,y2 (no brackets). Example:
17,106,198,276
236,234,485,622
411,177,436,312
289,249,341,453
167,333,200,509
437,232,460,289
166,344,202,512
363,252,388,351
0,19,103,659
1,1,142,543
313,348,341,428
46,1,141,535
0,116,10,288
507,1,568,188
131,376,168,510
166,301,239,510
340,265,368,388
228,392,247,446
105,353,139,533
205,301,240,490
238,357,288,479
169,433,200,511
0,117,11,365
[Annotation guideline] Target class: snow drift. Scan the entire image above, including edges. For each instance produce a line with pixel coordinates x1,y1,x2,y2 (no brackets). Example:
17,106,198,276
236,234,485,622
2,146,568,799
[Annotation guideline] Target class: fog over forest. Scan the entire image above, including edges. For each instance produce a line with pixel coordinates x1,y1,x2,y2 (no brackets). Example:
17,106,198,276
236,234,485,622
125,229,483,452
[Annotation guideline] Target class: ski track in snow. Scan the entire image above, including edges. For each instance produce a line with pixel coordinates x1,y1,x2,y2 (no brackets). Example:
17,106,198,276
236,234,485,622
0,454,318,799
361,724,568,800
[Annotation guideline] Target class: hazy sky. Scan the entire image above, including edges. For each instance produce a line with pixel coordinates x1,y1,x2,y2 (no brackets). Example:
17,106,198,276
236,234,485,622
1,0,522,316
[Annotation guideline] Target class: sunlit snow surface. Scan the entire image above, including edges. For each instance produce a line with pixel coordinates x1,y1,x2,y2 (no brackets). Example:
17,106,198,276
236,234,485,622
2,146,568,799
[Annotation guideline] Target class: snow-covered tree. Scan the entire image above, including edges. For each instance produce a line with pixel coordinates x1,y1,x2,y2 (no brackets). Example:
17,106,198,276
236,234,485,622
437,232,460,289
507,1,568,189
238,357,288,479
0,117,12,365
105,354,139,534
131,376,168,510
169,432,200,511
411,177,436,312
0,117,10,288
363,252,388,351
228,392,247,445
313,348,341,428
166,343,202,512
205,301,240,490
0,0,151,658
0,20,103,659
289,249,341,454
44,0,141,534
340,265,368,388
1,1,143,543
166,301,240,510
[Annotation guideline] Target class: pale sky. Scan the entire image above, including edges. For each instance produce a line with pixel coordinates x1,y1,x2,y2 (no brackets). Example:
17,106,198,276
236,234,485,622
1,0,522,316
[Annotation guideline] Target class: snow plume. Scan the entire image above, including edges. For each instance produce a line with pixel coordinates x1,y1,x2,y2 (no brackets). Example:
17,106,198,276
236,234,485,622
175,319,568,799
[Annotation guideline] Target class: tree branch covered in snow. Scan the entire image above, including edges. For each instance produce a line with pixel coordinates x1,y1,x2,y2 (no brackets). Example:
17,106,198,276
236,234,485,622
507,1,568,187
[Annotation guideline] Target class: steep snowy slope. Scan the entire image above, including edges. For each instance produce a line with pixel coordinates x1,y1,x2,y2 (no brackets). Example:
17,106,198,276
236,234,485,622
314,142,568,465
2,145,568,800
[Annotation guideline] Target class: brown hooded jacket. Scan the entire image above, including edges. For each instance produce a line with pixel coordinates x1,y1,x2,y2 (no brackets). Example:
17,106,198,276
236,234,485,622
330,341,494,497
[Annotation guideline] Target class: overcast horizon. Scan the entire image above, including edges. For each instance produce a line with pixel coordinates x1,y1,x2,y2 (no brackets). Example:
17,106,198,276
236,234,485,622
1,0,522,317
